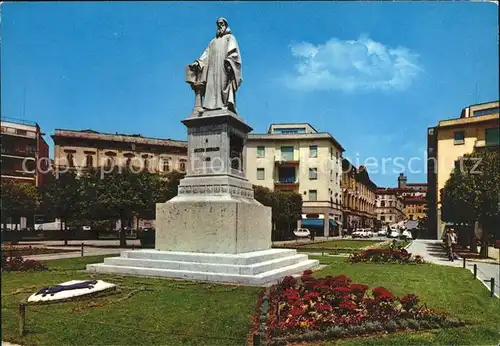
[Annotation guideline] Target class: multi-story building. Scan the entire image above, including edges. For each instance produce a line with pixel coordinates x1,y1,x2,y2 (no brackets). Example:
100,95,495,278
375,188,405,226
427,101,499,239
396,174,427,221
341,159,377,232
51,128,188,230
51,129,188,175
1,118,50,186
246,123,345,237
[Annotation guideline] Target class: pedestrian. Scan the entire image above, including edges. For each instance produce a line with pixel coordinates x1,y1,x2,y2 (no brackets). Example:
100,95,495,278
446,228,458,261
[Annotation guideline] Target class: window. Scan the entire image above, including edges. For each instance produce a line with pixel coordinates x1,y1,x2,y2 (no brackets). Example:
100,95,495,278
485,127,499,146
388,215,392,221
454,131,465,145
381,201,385,207
474,107,500,117
309,168,317,180
16,129,27,136
27,144,36,154
256,146,265,158
163,159,170,172
309,190,317,201
86,155,93,168
179,160,186,172
309,145,318,158
257,168,265,180
280,146,294,161
144,158,149,171
272,127,306,134
67,153,74,167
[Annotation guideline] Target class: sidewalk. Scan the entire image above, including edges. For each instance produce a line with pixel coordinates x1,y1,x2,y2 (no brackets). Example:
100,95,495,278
407,239,499,298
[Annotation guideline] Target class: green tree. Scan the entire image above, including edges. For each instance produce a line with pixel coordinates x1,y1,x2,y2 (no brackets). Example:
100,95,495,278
253,185,302,240
39,172,81,244
1,180,40,230
441,148,500,256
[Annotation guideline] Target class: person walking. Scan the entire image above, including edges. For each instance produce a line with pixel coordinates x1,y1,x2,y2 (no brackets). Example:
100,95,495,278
446,228,458,261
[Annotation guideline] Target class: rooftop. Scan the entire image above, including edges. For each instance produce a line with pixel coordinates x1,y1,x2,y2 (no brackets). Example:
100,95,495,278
52,129,187,148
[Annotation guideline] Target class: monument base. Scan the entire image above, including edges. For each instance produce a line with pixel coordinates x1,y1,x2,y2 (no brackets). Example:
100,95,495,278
86,248,319,286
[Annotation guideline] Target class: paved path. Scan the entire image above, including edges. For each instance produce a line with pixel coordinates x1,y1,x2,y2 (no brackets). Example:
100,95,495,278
408,239,499,298
12,240,142,261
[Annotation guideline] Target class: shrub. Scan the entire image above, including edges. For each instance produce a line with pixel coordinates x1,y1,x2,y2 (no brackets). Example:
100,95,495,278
1,255,47,272
348,248,424,264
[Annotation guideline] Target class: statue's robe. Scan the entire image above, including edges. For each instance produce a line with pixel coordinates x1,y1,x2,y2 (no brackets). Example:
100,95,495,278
196,30,242,112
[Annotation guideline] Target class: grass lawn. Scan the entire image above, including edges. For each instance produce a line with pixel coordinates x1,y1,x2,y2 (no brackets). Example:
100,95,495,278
308,255,500,346
2,254,499,345
1,255,260,346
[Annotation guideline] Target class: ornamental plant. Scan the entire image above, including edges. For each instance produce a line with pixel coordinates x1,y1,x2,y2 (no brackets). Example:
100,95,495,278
348,248,424,264
1,255,48,272
265,271,464,345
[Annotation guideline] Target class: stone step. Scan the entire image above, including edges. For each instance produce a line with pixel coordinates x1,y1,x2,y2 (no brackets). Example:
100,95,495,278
103,253,308,275
86,259,319,286
120,248,297,265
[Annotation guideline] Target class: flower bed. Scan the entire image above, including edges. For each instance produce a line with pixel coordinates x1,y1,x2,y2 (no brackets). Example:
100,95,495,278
260,271,464,345
1,255,48,272
348,248,424,264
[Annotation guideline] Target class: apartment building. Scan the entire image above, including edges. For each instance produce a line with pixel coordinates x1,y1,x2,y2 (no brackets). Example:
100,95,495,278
427,101,499,239
51,129,188,174
396,173,427,220
375,188,405,226
341,159,377,232
1,118,50,186
51,128,188,230
246,123,345,237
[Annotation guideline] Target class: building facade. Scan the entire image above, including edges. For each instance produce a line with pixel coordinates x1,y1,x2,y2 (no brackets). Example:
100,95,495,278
246,123,345,237
51,129,188,174
375,188,405,226
1,118,50,186
427,101,499,239
341,160,377,232
51,129,188,230
396,174,427,220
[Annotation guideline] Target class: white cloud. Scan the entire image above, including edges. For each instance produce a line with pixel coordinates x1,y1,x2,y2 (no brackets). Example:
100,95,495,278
284,35,423,92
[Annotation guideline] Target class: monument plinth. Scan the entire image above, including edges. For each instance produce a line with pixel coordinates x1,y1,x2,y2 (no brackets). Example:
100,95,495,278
87,17,318,286
155,109,272,254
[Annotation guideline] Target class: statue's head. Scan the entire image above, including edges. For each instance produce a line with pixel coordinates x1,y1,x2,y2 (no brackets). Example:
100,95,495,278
216,17,231,37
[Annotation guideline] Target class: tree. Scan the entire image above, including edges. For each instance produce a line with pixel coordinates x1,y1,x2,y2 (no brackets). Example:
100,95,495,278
252,185,302,240
1,180,40,230
39,172,81,244
441,148,500,256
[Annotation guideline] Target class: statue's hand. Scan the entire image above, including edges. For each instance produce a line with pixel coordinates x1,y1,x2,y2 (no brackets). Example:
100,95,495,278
224,60,232,73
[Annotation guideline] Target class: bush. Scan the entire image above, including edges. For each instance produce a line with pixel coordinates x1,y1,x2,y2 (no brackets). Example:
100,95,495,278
2,255,47,272
348,248,424,264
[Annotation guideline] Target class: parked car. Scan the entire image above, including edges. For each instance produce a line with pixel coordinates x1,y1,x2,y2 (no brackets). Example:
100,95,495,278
363,229,373,238
351,230,363,239
82,225,91,231
377,229,387,236
389,230,400,238
293,228,311,239
402,230,413,240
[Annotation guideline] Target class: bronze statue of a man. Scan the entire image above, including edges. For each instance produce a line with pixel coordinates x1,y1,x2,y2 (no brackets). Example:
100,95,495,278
187,17,242,114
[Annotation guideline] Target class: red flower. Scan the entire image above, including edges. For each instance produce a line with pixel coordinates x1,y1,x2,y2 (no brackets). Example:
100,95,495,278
315,302,332,312
303,269,313,276
333,286,351,295
400,293,419,311
280,276,297,289
290,306,304,317
302,291,321,301
283,288,300,302
372,287,395,301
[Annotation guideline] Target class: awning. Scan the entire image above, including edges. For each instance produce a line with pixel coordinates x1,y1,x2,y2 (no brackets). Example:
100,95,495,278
329,219,339,227
301,219,324,227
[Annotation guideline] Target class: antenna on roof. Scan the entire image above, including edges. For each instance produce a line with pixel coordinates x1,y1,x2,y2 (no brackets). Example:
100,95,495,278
22,87,27,119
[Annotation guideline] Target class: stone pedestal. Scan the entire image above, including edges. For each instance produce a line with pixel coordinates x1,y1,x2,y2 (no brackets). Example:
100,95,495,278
87,110,319,286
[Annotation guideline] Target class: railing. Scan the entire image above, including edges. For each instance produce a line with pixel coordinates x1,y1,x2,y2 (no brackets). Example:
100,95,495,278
0,148,36,157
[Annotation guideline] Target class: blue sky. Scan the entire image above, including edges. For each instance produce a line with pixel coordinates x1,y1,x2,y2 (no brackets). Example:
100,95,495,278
2,2,498,187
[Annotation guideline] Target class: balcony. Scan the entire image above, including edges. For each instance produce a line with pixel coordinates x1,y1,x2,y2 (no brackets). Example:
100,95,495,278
274,157,300,166
274,174,299,191
474,139,499,152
